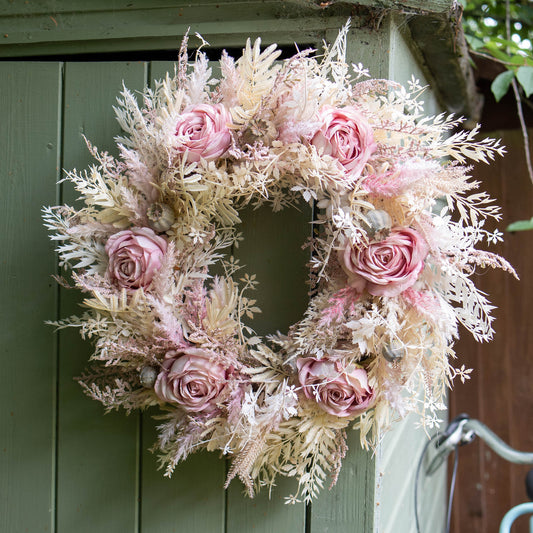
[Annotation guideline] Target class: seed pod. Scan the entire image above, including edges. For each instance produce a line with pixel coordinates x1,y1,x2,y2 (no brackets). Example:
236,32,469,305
382,341,405,363
147,202,175,233
362,209,392,240
140,366,158,388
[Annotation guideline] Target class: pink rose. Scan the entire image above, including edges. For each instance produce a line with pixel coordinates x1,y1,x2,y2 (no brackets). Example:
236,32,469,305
154,348,227,413
174,104,232,162
311,105,377,178
297,357,374,418
341,227,428,297
105,227,167,289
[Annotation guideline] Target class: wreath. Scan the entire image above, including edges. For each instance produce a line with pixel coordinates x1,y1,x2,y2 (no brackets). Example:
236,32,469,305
43,24,516,503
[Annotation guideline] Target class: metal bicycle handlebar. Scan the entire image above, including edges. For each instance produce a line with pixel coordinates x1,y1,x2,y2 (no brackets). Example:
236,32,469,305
416,413,533,533
426,414,533,476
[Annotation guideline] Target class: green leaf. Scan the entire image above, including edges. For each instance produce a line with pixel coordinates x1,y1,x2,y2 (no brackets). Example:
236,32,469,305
510,55,533,68
517,66,533,97
493,36,523,52
491,70,515,102
507,217,533,232
484,42,514,63
465,34,485,51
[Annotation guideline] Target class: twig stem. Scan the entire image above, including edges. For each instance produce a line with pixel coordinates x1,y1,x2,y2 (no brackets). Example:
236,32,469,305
506,0,533,186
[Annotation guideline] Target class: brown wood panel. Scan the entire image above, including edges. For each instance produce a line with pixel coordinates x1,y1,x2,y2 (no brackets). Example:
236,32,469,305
451,129,533,533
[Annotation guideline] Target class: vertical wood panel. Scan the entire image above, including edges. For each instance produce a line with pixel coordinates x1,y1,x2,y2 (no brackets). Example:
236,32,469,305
501,130,533,532
451,129,533,533
310,431,375,533
477,141,511,531
57,61,146,533
138,60,226,533
0,62,61,533
225,204,311,533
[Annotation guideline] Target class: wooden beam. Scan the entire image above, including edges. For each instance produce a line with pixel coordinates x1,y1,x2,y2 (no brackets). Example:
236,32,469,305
0,0,481,119
305,0,453,14
405,3,483,121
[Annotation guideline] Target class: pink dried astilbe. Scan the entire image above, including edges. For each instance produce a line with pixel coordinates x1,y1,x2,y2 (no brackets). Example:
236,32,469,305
402,287,442,321
146,295,185,349
84,138,125,180
225,380,247,427
73,271,116,297
319,287,360,327
66,219,118,241
363,159,441,197
352,78,400,99
183,279,208,326
119,144,159,202
216,50,240,107
277,119,321,144
150,241,180,296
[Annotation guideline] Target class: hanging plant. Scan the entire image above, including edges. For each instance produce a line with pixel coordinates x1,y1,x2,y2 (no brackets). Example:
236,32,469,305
43,23,515,503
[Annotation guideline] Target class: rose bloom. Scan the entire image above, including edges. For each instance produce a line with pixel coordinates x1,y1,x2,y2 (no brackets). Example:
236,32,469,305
297,357,374,418
311,105,377,178
105,227,167,289
154,348,227,413
174,103,232,162
341,227,429,297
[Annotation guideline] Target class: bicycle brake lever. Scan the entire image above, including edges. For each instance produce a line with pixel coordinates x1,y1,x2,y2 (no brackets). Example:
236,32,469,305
426,414,475,476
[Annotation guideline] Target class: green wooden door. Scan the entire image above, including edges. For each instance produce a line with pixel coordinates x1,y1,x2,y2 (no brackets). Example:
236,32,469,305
0,13,447,533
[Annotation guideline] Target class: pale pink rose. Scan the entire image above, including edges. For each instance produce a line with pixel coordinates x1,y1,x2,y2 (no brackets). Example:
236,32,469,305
174,103,232,162
105,227,167,289
296,357,374,418
154,348,227,413
311,105,377,178
341,227,428,297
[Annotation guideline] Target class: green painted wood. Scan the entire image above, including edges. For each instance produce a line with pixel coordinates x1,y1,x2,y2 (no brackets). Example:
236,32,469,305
140,417,226,533
232,205,313,338
139,60,226,533
377,418,440,533
0,0,451,15
57,61,146,533
0,31,322,59
0,0,479,122
310,430,375,533
0,0,452,58
226,203,311,533
378,423,447,533
329,24,391,80
0,61,60,533
0,11,451,533
0,3,346,55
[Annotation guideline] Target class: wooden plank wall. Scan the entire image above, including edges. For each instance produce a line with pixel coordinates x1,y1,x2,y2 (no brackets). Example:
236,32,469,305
450,129,533,533
0,61,61,533
0,17,448,533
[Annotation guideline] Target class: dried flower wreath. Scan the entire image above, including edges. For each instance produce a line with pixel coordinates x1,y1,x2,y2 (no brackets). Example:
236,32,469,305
43,24,516,503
